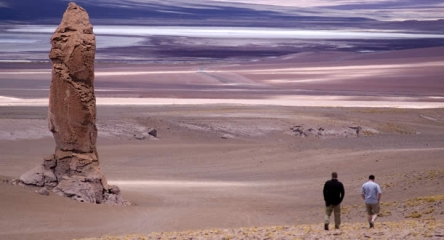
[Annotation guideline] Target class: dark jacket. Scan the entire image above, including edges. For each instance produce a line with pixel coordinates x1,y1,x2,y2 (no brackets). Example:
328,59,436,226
323,179,345,206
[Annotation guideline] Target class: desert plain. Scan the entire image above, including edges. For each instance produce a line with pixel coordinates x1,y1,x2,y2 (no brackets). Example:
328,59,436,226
0,46,444,239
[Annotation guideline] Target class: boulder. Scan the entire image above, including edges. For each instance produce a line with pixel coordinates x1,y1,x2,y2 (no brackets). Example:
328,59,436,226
20,165,57,187
53,176,104,204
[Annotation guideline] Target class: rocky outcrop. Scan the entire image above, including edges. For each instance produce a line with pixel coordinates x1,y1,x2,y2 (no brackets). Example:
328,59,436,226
19,2,128,206
134,128,158,140
290,125,374,138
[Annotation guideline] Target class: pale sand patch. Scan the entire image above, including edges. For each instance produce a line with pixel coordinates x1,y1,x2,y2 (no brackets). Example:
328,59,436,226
0,71,50,74
231,61,444,73
1,70,196,75
2,60,441,76
108,180,261,188
1,96,443,108
261,69,396,83
96,71,198,76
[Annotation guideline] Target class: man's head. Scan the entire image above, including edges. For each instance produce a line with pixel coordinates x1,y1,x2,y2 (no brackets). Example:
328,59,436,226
369,175,375,181
332,172,338,179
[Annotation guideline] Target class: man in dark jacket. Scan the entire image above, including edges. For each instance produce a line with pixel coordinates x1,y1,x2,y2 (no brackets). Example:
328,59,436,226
323,172,345,230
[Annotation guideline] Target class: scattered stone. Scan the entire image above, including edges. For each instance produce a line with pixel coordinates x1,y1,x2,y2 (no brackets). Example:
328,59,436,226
134,128,157,140
148,128,157,138
82,220,444,240
221,134,235,139
11,179,20,186
103,192,131,206
290,125,371,138
38,187,50,196
134,133,146,140
290,126,308,138
349,126,362,136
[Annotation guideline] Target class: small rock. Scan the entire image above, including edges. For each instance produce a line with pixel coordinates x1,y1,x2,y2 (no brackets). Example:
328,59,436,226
221,134,234,139
38,187,50,196
134,134,146,140
20,165,45,187
148,128,157,138
108,185,121,194
103,192,130,206
46,182,58,187
11,179,20,185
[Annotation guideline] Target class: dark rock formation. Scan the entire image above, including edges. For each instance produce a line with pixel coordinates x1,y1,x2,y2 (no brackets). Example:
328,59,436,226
148,128,157,138
290,125,367,138
19,2,128,206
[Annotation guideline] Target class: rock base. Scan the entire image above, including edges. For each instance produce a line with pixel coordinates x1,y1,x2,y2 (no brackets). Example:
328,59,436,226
20,152,130,206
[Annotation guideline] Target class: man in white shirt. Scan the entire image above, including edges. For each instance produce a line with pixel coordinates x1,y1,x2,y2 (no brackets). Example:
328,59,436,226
361,175,382,228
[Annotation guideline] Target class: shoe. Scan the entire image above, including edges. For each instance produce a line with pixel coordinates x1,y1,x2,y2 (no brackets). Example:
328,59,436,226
324,224,329,231
369,222,374,228
335,225,340,230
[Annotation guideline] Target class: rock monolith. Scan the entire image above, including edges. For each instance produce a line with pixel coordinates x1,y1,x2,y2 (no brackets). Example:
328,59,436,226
20,2,128,206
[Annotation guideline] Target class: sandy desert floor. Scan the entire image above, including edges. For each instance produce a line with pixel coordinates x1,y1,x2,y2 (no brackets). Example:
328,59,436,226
0,47,443,240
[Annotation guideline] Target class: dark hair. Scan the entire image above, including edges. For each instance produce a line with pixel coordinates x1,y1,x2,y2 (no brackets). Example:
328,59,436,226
369,175,375,180
332,172,338,179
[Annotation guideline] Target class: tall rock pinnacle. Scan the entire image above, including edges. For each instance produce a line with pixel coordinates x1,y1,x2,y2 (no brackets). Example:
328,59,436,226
49,2,96,153
19,2,128,206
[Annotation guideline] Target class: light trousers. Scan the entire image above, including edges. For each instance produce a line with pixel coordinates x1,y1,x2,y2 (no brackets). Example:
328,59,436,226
325,204,341,227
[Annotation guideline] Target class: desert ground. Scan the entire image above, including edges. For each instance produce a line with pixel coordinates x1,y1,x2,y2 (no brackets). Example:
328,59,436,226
0,47,444,240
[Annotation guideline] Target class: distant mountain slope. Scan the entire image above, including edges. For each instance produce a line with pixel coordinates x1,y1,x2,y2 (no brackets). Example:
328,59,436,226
1,0,443,32
0,0,373,26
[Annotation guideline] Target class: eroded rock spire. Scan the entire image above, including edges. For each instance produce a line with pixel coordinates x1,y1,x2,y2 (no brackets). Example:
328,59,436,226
48,2,96,154
20,2,128,206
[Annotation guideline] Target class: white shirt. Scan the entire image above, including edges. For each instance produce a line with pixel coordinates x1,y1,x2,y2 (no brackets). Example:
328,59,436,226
361,181,382,204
